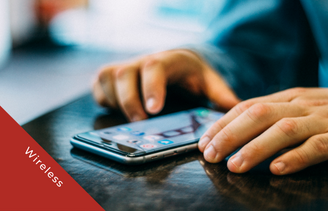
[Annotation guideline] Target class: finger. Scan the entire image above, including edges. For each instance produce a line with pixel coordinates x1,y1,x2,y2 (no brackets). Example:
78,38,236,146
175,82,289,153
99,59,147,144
227,115,327,173
198,100,257,152
198,91,305,152
203,68,240,110
92,78,112,107
114,66,147,121
199,100,267,152
141,59,167,114
98,67,119,108
270,133,328,175
202,103,307,162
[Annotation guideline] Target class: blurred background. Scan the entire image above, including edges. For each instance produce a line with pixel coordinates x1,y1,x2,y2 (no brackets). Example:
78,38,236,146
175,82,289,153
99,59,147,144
0,0,222,125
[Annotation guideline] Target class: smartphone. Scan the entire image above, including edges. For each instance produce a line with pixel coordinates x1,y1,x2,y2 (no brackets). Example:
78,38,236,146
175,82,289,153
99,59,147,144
70,107,224,165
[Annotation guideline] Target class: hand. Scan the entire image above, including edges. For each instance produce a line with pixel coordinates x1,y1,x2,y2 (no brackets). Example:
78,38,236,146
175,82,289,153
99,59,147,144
198,88,328,175
93,49,240,121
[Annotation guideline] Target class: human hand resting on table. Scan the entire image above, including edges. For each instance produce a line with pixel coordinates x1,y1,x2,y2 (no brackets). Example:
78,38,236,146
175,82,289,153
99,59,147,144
199,88,328,175
93,49,240,121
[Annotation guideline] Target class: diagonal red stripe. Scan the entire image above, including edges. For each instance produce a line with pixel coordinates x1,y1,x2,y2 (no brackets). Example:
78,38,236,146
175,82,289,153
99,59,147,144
0,107,104,211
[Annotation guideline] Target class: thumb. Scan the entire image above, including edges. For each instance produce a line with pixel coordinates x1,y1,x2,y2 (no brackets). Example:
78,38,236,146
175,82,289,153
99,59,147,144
203,68,240,110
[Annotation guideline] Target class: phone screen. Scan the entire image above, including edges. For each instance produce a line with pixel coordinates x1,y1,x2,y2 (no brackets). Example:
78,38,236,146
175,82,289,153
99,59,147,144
77,108,224,155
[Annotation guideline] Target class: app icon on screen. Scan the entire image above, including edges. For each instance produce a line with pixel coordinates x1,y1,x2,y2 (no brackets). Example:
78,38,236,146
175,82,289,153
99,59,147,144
117,127,132,132
143,135,162,142
195,109,209,117
112,135,129,140
158,140,174,145
130,131,145,136
140,144,156,149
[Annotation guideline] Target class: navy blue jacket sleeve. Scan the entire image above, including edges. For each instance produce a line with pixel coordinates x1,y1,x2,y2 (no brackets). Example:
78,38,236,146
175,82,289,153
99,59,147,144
190,0,318,100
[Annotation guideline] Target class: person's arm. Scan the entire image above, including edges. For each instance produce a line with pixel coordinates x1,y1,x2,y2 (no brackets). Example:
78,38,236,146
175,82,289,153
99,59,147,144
197,0,328,175
190,0,318,100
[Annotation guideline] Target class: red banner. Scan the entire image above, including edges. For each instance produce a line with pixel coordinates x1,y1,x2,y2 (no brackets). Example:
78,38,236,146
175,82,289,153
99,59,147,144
0,107,104,211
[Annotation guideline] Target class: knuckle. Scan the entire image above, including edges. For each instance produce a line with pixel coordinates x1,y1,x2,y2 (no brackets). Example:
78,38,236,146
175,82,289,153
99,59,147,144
311,135,328,155
115,66,132,79
289,87,307,95
244,142,264,159
98,67,112,83
217,127,237,148
212,120,226,132
291,97,309,106
143,57,163,70
294,149,310,165
276,118,299,137
174,50,193,61
247,103,271,122
234,100,255,115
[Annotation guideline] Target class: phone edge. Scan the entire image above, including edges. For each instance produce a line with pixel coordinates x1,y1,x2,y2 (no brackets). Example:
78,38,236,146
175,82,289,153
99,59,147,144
70,137,198,165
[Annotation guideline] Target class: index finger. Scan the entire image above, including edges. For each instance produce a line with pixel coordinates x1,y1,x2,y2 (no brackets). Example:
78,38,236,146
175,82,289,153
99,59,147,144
141,59,167,114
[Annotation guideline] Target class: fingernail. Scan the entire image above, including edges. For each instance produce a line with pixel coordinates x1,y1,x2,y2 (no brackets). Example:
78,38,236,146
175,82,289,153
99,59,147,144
146,97,156,111
198,136,210,150
204,145,218,162
230,153,244,169
274,162,286,173
131,115,142,122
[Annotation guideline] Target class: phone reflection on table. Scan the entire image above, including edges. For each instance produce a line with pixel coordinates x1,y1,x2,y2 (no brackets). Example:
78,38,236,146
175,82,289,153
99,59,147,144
70,147,200,178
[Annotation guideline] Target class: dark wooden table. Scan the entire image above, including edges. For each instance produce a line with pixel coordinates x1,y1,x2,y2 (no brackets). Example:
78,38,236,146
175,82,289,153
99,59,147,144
22,91,328,211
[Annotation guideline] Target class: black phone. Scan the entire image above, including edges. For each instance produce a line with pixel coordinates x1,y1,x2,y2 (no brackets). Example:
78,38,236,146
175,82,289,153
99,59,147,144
70,108,224,165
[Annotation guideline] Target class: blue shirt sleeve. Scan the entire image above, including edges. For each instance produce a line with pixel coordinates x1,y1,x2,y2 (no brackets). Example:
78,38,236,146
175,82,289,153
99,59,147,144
190,0,318,100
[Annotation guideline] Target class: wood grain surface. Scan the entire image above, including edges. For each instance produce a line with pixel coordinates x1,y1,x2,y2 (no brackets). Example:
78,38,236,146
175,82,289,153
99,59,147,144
22,93,328,211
